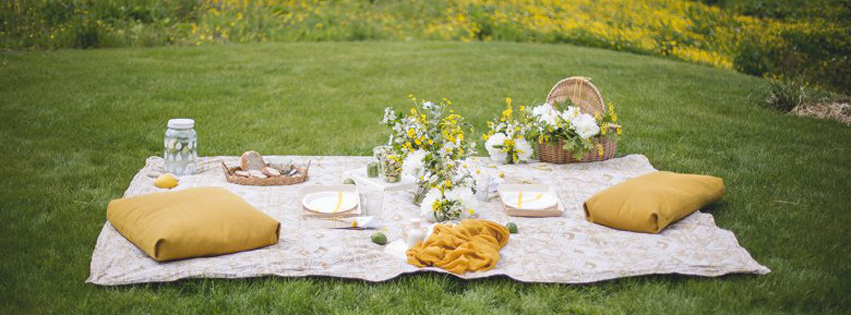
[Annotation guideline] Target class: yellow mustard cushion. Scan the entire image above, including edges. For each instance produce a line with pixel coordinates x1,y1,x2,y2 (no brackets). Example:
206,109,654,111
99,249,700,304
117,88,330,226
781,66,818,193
107,187,280,261
583,171,725,233
406,220,510,274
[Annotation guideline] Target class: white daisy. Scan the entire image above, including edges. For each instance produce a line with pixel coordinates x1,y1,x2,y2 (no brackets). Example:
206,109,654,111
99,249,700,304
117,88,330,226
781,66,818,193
515,138,534,162
485,133,508,162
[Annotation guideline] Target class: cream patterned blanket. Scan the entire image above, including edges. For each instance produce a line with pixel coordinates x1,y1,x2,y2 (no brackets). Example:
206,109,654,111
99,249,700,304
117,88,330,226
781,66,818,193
87,155,769,285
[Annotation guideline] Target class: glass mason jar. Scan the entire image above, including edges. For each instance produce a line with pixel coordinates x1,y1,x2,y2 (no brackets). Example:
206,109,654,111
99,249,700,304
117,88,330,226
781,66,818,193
163,118,198,175
373,145,395,179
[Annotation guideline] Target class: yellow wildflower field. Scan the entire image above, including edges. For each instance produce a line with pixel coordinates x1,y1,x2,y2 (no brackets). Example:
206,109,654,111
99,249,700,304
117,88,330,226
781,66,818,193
162,0,839,68
2,0,849,91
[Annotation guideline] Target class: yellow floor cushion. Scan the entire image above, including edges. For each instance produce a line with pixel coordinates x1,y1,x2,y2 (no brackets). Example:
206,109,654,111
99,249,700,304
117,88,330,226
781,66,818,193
583,171,725,233
107,187,280,261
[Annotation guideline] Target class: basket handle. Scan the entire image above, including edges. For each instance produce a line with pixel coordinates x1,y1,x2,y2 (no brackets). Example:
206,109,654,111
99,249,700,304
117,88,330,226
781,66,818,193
546,76,601,112
221,161,233,173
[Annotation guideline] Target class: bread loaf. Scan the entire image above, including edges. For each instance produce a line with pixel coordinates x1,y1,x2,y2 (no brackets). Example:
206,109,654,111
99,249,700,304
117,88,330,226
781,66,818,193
262,167,281,177
239,151,266,170
247,170,267,179
234,170,250,178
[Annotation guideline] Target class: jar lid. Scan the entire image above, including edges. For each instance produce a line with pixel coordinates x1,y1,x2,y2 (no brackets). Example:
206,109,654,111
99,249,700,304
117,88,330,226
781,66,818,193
167,118,195,129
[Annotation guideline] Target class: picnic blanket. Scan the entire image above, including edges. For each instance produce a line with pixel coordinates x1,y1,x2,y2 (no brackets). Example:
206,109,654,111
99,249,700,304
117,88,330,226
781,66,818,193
87,155,769,285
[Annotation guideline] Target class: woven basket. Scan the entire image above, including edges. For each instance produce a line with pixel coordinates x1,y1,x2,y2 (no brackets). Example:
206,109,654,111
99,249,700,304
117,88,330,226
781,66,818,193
537,137,617,164
222,161,311,186
538,77,618,164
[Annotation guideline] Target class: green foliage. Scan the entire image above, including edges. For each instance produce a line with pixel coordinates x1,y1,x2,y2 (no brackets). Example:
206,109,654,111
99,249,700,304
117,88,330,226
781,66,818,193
707,0,849,20
733,35,771,77
733,24,851,94
709,0,851,93
762,74,847,114
763,75,809,112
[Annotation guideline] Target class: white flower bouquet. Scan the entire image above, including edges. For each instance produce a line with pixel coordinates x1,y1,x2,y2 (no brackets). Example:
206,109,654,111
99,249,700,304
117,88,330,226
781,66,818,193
483,98,534,164
419,185,477,222
526,99,622,161
381,96,478,214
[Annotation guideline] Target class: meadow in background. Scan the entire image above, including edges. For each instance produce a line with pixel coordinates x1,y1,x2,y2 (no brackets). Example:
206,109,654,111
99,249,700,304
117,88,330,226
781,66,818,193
2,0,850,95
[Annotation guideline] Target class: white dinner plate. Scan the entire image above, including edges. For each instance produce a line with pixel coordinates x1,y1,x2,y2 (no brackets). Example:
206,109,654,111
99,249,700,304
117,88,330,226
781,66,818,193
501,191,558,210
302,191,359,214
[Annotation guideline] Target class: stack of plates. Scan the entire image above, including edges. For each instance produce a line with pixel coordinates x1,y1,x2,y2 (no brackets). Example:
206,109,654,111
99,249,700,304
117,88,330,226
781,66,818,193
498,184,564,217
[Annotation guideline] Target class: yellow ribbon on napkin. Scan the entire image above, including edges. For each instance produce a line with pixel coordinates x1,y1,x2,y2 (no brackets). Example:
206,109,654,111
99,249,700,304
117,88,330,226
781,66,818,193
406,220,510,274
515,191,543,209
517,191,523,208
333,191,342,213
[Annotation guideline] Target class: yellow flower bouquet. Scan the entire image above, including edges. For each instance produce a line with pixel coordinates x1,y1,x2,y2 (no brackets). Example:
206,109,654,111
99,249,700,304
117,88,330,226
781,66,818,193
381,96,478,220
483,98,535,164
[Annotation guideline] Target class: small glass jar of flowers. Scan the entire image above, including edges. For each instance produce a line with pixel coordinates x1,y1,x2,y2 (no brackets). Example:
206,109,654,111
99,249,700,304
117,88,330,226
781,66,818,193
526,99,622,163
483,98,535,164
379,153,403,183
381,96,478,222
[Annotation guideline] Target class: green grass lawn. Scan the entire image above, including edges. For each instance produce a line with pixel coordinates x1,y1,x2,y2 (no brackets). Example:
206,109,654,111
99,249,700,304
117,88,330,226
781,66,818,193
0,41,849,314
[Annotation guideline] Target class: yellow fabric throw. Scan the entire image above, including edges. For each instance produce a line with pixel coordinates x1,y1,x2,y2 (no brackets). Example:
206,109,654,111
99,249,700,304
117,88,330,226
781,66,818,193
406,220,510,274
583,171,725,233
107,187,281,262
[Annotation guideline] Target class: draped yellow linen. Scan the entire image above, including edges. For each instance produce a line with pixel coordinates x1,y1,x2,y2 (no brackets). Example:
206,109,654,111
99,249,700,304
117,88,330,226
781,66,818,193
406,220,510,274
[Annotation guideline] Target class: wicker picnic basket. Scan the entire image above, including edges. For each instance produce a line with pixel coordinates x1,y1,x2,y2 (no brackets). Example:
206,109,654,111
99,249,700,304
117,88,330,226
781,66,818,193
221,161,311,186
537,76,618,164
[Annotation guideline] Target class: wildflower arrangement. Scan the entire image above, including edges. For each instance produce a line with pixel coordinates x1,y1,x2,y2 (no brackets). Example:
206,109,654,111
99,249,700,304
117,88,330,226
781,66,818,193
527,100,622,160
483,98,534,164
381,96,478,220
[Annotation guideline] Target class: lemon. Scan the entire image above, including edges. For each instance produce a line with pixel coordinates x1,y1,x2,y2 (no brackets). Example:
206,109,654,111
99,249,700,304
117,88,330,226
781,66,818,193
154,173,179,189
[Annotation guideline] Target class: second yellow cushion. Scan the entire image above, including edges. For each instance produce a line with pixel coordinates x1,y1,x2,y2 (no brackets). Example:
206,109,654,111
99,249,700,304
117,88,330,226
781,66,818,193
583,171,725,233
